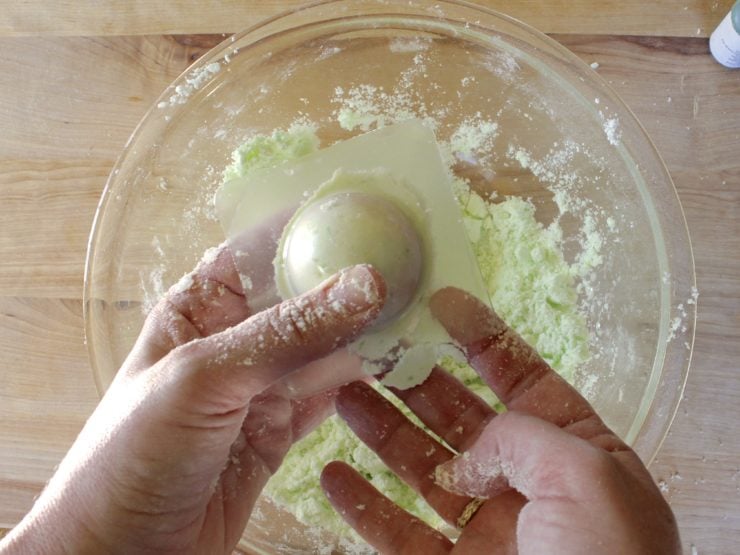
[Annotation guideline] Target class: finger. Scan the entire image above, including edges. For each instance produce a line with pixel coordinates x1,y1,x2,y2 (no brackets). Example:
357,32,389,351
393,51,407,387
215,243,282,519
165,245,250,338
336,381,471,525
434,411,630,502
124,244,250,372
289,388,340,441
278,348,367,401
219,388,293,539
221,383,342,531
225,208,293,313
430,287,623,447
220,390,291,494
128,211,291,372
240,386,294,472
454,490,524,554
171,209,293,330
173,264,386,408
389,366,495,452
321,461,453,554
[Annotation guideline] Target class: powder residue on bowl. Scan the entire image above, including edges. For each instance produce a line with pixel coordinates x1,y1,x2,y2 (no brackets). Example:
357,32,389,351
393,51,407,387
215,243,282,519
220,117,594,541
158,62,222,108
331,52,445,133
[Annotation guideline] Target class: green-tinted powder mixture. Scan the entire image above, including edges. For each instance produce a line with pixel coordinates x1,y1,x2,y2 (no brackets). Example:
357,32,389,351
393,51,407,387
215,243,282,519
222,123,320,182
222,126,592,539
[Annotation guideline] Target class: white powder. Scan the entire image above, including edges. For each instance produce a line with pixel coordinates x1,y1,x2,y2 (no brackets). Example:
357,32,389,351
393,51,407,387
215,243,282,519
508,142,583,201
242,275,253,292
449,114,499,162
603,117,622,146
484,51,520,82
389,36,432,53
688,286,699,305
141,266,166,313
200,246,220,266
169,272,194,295
317,46,343,61
158,62,222,108
331,54,444,133
666,288,698,344
333,84,428,132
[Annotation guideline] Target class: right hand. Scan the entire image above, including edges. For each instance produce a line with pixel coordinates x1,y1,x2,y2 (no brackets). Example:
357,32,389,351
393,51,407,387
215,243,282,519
320,287,681,554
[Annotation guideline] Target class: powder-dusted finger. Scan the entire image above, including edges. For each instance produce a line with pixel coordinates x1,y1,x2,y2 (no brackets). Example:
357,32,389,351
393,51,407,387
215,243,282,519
240,387,295,472
175,265,386,408
166,245,251,337
193,242,248,297
123,244,250,373
336,381,472,525
389,367,495,452
438,411,681,554
429,287,605,431
434,410,626,501
225,208,293,313
223,383,339,530
321,461,453,554
220,388,295,537
159,210,293,345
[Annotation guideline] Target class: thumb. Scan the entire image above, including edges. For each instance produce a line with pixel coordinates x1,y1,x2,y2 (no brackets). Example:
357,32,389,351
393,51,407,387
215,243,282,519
168,264,387,408
434,411,608,501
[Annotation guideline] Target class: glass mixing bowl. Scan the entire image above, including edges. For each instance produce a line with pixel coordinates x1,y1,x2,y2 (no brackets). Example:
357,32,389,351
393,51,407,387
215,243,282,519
84,0,696,552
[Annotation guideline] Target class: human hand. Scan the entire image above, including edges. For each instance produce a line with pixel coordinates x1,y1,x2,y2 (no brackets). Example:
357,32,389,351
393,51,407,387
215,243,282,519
1,244,385,555
320,287,681,554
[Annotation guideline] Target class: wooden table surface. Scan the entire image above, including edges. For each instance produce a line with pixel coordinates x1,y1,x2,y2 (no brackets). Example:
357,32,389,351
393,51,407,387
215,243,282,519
1,1,738,552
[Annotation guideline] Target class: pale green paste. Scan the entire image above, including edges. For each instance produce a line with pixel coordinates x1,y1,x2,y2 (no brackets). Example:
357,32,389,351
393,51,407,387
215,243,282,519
222,123,319,183
222,127,591,539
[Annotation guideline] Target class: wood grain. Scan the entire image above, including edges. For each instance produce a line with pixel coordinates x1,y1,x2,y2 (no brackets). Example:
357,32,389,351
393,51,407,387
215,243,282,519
560,40,740,552
0,297,97,528
0,161,107,298
0,36,222,161
0,0,732,38
0,30,738,553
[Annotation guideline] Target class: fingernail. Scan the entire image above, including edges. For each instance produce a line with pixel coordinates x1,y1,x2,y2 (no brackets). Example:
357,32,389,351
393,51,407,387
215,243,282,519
326,265,385,317
434,459,459,492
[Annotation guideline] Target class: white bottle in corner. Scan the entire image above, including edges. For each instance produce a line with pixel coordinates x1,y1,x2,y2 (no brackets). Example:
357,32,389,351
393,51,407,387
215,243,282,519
710,0,740,68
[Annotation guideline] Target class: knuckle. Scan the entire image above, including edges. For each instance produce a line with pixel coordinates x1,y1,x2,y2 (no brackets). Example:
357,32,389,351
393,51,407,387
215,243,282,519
270,297,318,345
152,299,202,347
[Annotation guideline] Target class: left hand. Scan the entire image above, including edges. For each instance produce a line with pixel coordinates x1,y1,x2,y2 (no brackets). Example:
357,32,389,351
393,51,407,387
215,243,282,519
0,246,385,555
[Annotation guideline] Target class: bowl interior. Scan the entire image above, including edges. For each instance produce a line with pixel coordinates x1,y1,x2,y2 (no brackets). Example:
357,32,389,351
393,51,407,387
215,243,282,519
84,1,695,552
